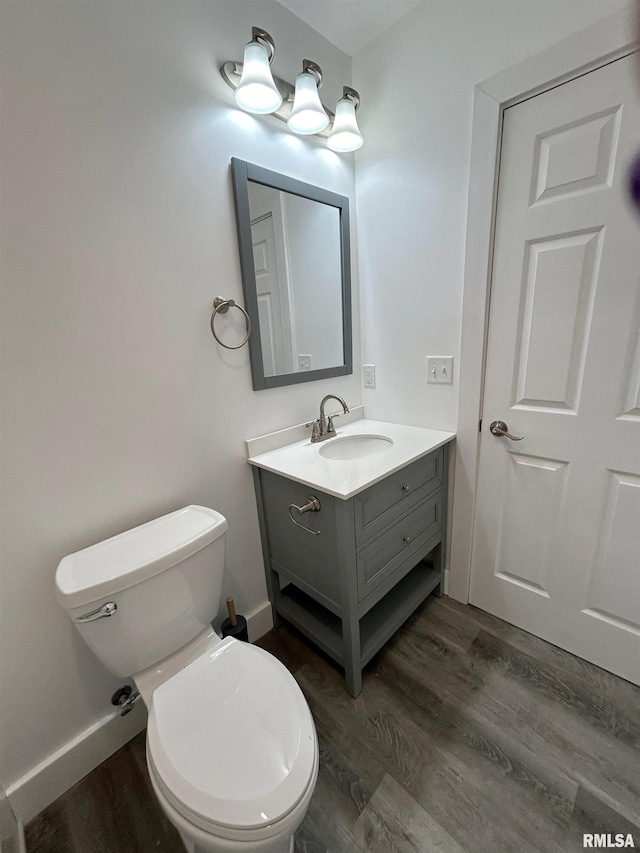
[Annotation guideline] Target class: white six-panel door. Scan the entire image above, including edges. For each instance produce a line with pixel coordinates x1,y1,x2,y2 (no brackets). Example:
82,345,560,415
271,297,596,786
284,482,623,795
470,54,640,685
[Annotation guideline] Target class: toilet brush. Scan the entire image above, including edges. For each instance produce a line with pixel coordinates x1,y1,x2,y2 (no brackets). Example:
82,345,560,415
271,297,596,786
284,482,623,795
221,596,248,642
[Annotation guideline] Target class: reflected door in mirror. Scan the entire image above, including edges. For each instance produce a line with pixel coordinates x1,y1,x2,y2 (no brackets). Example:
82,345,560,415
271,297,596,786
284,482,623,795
251,208,295,376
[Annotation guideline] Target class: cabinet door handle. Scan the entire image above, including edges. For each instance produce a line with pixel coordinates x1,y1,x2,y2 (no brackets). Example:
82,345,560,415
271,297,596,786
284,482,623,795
402,484,410,492
403,535,411,544
288,497,321,536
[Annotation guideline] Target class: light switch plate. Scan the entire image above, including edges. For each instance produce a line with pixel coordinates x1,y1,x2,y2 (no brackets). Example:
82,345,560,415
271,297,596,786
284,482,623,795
427,356,453,384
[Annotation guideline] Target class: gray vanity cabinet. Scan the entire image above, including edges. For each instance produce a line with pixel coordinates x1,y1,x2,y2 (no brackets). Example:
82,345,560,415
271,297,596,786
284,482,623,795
252,443,450,696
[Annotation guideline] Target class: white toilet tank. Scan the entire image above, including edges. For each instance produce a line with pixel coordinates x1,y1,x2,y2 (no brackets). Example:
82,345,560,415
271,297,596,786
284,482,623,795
55,506,228,677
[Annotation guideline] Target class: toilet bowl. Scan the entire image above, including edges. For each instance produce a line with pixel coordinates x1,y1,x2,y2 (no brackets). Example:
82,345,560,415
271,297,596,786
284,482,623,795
148,761,317,853
55,506,318,853
143,634,318,853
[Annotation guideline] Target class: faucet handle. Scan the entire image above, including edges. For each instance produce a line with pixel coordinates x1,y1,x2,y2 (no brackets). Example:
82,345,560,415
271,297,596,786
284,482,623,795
326,413,342,434
306,419,321,442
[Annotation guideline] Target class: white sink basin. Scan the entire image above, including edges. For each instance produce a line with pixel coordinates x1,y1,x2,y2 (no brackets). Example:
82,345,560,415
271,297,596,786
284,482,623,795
319,434,393,460
247,417,455,499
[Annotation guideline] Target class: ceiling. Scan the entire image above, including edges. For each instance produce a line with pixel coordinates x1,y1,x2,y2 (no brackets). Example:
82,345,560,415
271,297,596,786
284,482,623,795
276,0,423,56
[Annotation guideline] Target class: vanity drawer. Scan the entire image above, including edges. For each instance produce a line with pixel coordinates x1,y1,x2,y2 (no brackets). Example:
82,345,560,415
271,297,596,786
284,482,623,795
354,448,443,546
356,491,442,604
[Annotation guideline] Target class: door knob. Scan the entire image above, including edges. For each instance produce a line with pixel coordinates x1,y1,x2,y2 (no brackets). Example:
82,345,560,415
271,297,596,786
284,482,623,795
489,420,523,441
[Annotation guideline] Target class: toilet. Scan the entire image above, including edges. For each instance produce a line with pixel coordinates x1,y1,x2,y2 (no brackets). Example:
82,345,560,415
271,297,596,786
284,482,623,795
55,505,318,853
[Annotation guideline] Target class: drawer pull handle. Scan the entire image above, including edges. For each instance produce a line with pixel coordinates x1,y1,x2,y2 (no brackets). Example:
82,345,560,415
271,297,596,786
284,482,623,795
403,535,411,544
288,496,321,536
402,484,410,492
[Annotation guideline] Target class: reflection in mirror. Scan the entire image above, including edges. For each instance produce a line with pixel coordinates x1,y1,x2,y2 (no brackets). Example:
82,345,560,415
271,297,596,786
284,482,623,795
231,159,352,390
247,183,343,377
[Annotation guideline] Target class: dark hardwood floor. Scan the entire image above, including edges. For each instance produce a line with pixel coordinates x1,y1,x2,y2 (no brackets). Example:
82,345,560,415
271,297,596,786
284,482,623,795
25,596,640,852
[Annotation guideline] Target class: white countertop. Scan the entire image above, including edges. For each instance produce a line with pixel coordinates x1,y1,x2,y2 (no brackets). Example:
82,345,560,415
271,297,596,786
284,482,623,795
246,418,455,499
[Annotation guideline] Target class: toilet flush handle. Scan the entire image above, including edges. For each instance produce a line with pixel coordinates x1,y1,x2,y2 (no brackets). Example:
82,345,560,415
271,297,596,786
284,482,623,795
77,602,117,622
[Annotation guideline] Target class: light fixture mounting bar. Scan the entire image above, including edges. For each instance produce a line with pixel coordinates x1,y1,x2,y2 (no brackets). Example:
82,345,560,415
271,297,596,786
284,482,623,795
220,61,335,138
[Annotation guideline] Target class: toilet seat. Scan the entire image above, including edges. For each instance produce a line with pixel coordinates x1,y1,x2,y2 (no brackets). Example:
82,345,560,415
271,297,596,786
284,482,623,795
146,637,317,839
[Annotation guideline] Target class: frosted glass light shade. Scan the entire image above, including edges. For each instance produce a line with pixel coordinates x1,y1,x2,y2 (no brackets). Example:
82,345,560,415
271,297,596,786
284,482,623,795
235,40,282,114
327,97,363,152
287,72,329,135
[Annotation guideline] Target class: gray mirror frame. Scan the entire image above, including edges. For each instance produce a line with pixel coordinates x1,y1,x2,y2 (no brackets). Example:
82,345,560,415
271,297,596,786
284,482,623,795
231,158,353,391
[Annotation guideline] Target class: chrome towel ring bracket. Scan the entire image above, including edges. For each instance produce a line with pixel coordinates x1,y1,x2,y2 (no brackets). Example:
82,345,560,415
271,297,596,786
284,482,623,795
210,297,251,349
288,496,321,536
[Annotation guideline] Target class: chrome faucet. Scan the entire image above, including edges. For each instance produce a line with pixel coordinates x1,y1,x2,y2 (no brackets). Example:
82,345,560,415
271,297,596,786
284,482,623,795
307,394,350,443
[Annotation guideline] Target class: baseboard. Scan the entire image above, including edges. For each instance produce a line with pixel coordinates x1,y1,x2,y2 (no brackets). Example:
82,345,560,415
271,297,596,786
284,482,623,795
0,789,23,853
7,605,274,825
6,703,146,825
6,601,276,826
0,826,24,853
444,568,450,596
247,599,274,641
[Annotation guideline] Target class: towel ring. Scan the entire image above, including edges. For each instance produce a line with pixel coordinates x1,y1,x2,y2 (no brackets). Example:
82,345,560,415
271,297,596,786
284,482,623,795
210,297,251,349
288,496,321,536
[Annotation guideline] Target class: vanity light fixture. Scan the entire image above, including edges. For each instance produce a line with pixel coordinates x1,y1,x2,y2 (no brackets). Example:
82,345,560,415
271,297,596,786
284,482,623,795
287,61,329,135
220,27,364,152
327,87,363,152
234,28,282,114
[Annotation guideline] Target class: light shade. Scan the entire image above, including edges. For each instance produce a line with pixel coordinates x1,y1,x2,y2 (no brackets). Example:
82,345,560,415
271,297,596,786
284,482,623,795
328,94,363,152
235,40,282,115
287,71,329,135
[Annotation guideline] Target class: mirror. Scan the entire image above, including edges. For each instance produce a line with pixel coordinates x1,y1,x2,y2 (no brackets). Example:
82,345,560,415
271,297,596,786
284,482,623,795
231,158,352,390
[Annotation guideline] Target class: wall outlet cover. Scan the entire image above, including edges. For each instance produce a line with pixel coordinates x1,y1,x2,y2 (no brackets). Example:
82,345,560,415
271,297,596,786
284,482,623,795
363,364,376,388
298,354,312,371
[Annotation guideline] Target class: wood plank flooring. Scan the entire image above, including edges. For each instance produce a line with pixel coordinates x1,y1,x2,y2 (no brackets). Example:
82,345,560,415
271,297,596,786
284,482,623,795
25,596,640,852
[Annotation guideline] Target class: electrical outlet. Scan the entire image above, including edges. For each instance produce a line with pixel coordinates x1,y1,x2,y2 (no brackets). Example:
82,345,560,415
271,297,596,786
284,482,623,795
426,356,453,384
363,364,376,388
298,354,312,371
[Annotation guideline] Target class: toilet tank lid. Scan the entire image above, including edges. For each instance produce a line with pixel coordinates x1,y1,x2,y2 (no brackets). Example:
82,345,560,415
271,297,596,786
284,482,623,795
55,506,228,610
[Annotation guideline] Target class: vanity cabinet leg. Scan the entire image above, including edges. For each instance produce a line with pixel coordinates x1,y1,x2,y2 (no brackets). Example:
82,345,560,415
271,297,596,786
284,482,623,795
341,596,362,697
271,585,283,628
345,658,363,698
252,468,283,628
436,441,450,597
341,594,363,696
434,543,445,597
336,503,362,696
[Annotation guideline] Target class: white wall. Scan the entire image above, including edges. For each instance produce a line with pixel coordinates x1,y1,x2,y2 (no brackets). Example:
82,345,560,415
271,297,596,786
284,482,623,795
0,0,360,818
353,0,630,433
